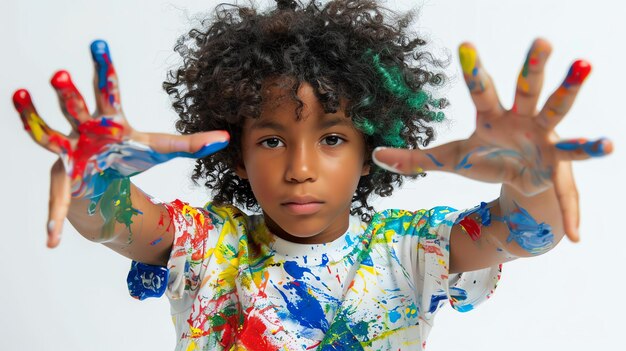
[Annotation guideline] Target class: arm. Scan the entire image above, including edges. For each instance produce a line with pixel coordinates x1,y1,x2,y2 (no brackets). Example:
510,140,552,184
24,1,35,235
15,40,229,266
372,38,613,274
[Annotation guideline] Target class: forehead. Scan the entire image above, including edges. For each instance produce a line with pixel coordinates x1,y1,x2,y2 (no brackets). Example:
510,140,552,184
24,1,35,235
250,77,353,128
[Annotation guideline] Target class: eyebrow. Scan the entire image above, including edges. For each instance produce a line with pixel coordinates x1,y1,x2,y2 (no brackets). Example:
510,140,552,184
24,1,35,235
249,115,352,131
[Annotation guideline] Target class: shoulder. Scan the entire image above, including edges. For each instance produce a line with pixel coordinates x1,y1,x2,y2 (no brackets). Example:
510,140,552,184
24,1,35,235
369,206,458,237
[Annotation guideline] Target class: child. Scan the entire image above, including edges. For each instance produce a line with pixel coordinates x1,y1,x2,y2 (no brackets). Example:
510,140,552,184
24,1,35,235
12,0,613,350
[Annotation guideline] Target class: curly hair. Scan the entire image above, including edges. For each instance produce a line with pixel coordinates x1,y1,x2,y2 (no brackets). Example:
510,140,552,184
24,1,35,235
163,0,448,222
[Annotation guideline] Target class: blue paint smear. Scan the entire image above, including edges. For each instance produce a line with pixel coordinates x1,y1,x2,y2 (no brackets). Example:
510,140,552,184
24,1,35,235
555,139,606,157
454,201,491,226
90,40,112,92
388,308,401,323
284,260,312,279
454,152,473,170
277,260,331,334
429,290,448,313
504,202,554,255
426,153,444,167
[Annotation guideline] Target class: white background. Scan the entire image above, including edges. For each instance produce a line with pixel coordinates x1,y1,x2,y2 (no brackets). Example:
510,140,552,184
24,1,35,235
1,0,624,350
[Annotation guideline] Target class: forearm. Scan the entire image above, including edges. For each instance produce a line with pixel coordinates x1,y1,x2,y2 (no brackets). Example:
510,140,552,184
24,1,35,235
67,178,173,265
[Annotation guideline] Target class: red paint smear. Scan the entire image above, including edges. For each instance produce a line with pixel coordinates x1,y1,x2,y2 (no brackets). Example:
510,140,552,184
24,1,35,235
565,60,592,86
49,134,73,157
51,70,88,124
239,314,279,350
458,217,481,241
529,57,539,66
347,280,355,291
187,292,239,339
101,53,119,108
71,119,125,180
168,200,213,262
421,244,443,256
158,212,165,227
306,341,322,350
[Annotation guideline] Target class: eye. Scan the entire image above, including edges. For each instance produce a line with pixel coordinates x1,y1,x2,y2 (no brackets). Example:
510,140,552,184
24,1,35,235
260,137,284,148
321,135,345,146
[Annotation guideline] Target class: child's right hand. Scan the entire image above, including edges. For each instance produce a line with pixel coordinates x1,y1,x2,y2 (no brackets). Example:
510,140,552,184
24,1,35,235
13,40,229,248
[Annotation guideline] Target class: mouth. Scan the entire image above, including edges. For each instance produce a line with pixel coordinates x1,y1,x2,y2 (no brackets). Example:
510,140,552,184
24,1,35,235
281,197,325,215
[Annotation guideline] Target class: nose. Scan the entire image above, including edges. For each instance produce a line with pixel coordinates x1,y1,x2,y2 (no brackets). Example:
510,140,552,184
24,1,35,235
285,142,317,183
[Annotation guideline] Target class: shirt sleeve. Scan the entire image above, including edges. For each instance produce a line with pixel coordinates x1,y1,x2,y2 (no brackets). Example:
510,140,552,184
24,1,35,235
164,200,224,300
416,206,502,320
125,199,221,304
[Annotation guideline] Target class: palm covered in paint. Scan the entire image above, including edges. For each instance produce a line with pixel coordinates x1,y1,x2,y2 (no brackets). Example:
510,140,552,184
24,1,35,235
372,38,613,241
13,40,229,247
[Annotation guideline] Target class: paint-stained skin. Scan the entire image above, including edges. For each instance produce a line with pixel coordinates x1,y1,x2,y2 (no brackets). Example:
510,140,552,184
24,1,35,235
501,202,554,255
543,59,591,120
555,138,608,157
516,42,549,95
459,45,487,93
145,203,501,350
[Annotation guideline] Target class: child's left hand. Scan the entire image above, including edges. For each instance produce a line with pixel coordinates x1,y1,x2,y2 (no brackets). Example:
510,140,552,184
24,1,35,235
372,38,613,243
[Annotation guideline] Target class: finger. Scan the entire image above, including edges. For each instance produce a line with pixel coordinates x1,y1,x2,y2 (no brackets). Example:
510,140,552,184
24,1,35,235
555,137,613,161
458,43,504,115
371,141,460,175
140,130,231,157
12,89,73,155
48,159,71,248
553,160,580,242
539,60,592,129
91,40,122,116
513,39,552,116
50,70,92,128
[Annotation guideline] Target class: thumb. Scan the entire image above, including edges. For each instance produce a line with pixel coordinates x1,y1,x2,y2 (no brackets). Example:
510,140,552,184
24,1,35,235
139,130,230,159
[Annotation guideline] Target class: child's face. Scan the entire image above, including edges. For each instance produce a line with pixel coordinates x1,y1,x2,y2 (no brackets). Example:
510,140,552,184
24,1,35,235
236,79,370,244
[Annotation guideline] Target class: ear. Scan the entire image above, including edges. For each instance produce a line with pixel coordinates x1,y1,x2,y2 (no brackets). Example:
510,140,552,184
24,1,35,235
235,161,249,179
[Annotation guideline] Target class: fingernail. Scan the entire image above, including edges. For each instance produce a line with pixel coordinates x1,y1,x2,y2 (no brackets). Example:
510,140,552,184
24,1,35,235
563,60,592,88
372,147,401,173
47,220,55,235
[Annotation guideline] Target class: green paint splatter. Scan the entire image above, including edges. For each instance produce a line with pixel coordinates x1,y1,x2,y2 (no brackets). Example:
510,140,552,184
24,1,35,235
98,174,140,244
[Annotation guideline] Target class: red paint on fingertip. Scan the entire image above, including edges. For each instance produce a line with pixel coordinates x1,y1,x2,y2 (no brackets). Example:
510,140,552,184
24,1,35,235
12,89,32,112
50,70,73,89
565,60,592,86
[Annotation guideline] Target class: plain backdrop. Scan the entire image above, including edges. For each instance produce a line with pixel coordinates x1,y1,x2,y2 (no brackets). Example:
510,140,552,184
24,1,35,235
1,0,624,350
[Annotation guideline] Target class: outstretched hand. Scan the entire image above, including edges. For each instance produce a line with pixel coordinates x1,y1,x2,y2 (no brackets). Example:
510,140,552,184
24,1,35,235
13,40,229,248
372,38,613,242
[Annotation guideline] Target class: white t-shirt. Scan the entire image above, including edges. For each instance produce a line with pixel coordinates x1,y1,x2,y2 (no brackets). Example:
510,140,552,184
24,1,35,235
129,200,501,350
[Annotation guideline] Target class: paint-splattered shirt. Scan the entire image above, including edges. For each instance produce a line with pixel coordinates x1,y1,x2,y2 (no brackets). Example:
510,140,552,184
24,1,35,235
130,200,501,350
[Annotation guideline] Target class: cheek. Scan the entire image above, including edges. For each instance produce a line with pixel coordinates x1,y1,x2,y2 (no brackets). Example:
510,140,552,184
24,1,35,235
244,156,279,201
